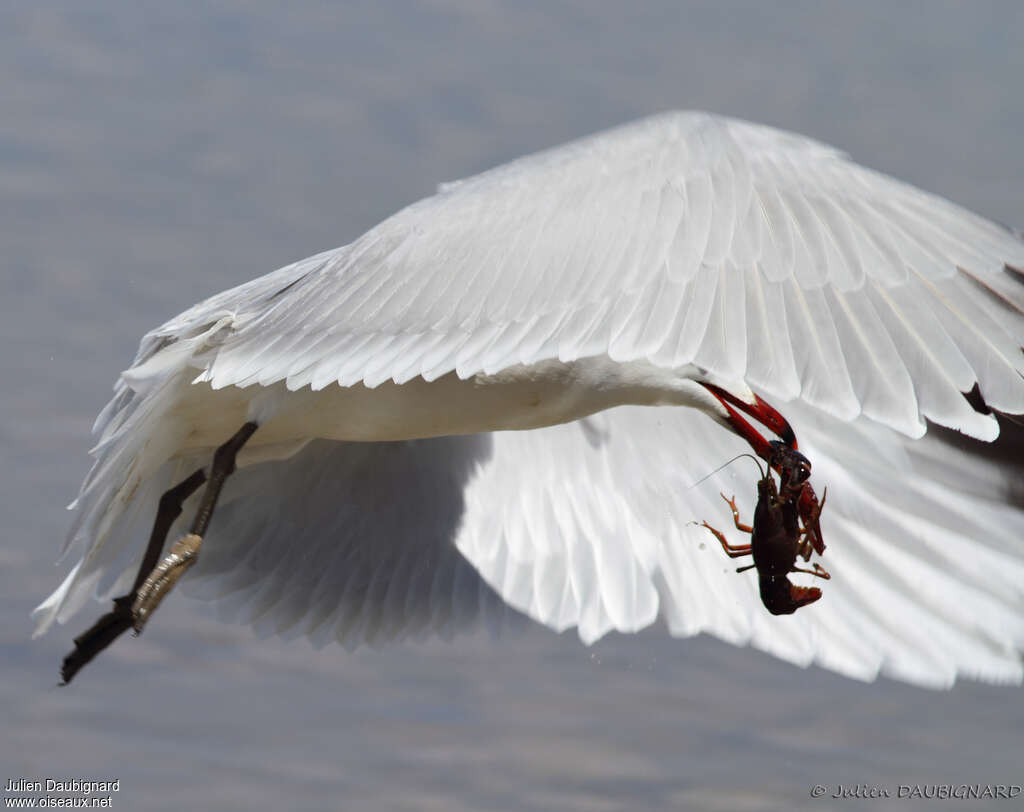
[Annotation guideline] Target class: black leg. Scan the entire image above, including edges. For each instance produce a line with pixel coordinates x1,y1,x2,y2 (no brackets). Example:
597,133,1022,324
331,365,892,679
189,422,258,537
134,470,208,592
60,468,207,685
131,422,258,633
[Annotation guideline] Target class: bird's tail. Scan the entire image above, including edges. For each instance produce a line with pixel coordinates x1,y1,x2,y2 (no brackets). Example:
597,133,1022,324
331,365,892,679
32,317,235,636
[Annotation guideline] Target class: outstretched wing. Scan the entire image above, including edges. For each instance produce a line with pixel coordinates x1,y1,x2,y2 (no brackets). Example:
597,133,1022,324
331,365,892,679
174,111,1024,439
452,403,1024,687
123,401,1022,688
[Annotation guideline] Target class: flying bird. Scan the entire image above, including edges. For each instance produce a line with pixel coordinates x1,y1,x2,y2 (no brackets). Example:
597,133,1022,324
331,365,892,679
36,111,1024,688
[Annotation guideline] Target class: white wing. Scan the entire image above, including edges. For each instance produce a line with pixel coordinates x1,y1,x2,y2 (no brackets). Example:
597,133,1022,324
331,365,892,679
118,403,1023,688
177,111,1024,440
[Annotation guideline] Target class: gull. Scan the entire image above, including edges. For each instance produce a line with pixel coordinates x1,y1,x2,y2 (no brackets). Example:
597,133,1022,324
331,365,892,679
35,111,1024,687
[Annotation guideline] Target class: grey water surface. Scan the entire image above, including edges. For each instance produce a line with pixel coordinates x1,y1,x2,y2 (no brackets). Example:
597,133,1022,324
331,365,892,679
2,3,1022,810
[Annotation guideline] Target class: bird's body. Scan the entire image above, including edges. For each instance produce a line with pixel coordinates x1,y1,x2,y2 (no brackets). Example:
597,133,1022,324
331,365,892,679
170,357,717,452
37,111,1024,687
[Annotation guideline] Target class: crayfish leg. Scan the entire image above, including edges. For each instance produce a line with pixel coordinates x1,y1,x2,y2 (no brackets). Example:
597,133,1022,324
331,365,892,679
719,493,753,533
791,563,831,580
697,521,753,559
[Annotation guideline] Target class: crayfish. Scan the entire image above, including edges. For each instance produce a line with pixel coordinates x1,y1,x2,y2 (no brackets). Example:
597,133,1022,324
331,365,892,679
698,383,827,560
698,444,830,615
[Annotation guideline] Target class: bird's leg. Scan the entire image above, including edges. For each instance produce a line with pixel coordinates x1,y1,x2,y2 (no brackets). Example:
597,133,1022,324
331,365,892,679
60,468,207,685
131,470,209,594
132,422,258,634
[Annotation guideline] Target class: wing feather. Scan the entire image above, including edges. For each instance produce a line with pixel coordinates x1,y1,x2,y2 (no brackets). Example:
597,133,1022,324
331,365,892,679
180,111,1021,430
824,287,921,435
743,271,801,399
782,279,860,418
667,171,713,283
693,262,748,382
669,262,720,365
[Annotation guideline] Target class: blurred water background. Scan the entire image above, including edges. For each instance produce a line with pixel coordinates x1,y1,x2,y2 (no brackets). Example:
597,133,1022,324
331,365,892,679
2,2,1022,810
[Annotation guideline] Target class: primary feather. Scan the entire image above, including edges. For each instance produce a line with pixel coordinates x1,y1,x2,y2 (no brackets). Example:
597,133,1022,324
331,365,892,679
37,111,1024,687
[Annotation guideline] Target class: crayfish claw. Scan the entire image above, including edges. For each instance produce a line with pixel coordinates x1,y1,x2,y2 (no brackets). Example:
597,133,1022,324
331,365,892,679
789,585,823,609
797,482,827,556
